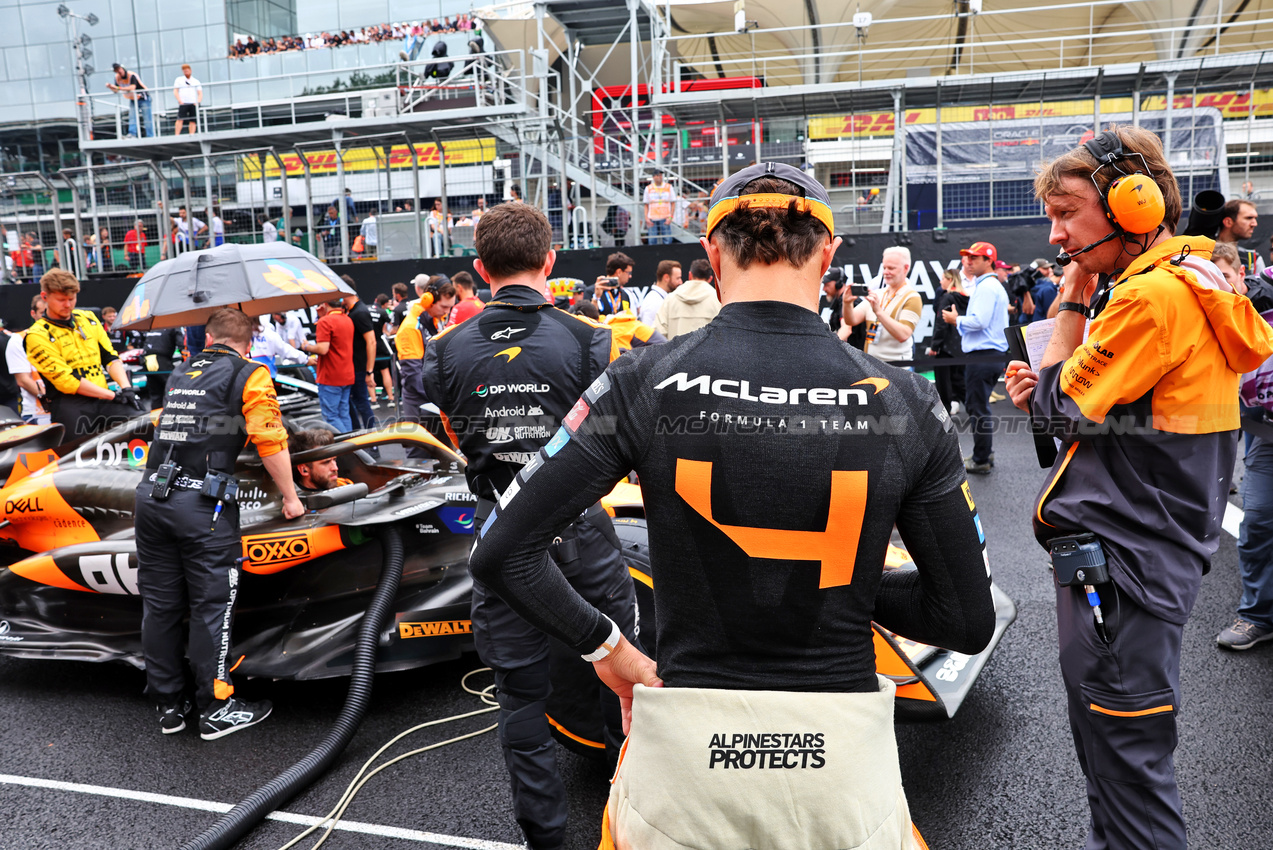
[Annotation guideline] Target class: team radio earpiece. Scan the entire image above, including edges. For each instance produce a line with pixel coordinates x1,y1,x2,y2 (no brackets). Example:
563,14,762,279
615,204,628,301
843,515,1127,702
1056,131,1167,267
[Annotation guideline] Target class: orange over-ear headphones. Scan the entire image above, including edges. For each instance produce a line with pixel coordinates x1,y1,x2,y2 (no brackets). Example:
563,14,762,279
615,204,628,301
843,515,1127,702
1084,131,1165,236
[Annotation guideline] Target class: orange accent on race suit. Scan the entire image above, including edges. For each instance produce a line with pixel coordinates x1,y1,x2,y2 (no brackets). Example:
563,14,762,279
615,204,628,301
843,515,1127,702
241,524,344,575
598,804,616,850
214,679,234,700
1036,442,1080,529
7,553,94,593
546,714,606,749
913,824,931,849
853,377,890,394
1089,702,1175,718
675,458,867,589
628,566,652,588
228,655,245,674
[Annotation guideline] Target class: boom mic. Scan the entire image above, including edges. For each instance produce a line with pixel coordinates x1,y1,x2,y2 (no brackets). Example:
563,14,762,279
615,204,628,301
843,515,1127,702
1056,230,1121,267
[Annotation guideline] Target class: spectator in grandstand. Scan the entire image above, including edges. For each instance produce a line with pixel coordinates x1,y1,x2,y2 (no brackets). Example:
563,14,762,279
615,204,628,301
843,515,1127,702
1217,198,1264,274
320,205,342,260
509,185,523,204
637,260,681,325
96,226,114,273
427,199,450,256
173,207,207,254
108,63,154,138
61,230,82,280
209,209,226,247
470,198,488,224
449,271,484,325
172,64,203,135
229,39,246,58
926,267,968,416
124,221,147,271
359,210,377,258
846,246,921,367
25,233,44,280
654,257,719,339
643,170,676,245
1029,259,1060,321
333,188,357,224
301,299,355,433
260,215,278,244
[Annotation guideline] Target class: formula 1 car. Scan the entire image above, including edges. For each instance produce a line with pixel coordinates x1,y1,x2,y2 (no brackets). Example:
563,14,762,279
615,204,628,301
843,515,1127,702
0,413,1015,751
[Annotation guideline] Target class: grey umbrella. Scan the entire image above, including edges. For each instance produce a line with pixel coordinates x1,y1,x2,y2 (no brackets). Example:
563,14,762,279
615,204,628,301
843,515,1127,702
112,242,357,331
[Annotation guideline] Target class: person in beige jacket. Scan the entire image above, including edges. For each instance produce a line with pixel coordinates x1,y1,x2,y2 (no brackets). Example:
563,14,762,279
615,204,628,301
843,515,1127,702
653,257,721,338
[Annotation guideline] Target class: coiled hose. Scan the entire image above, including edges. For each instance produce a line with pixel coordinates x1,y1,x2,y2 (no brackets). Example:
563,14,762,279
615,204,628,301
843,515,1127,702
180,524,406,850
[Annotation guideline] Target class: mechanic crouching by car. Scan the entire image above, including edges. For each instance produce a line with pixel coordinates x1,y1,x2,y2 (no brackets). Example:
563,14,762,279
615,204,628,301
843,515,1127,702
25,270,144,437
468,163,995,850
420,203,638,850
1006,126,1273,850
135,308,305,741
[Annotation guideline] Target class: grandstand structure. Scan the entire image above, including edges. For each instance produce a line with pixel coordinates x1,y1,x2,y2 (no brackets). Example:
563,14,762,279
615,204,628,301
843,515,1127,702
7,0,1273,278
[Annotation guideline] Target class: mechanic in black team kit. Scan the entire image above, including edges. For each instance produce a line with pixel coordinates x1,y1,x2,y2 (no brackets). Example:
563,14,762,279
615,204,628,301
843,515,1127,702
469,163,996,849
420,203,637,850
135,308,304,741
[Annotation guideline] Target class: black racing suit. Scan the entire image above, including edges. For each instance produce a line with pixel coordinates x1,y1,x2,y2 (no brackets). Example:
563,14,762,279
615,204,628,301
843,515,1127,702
140,326,184,409
421,284,636,850
469,301,995,693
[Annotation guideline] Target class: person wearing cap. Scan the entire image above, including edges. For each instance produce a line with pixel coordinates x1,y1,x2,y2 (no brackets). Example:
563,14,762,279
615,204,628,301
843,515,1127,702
1030,259,1061,321
942,241,1008,474
1006,125,1273,850
468,162,995,850
845,246,921,367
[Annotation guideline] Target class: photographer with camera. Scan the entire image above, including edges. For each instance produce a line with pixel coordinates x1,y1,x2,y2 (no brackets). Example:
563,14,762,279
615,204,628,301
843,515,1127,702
1006,126,1273,850
844,246,921,367
25,270,144,437
594,252,637,316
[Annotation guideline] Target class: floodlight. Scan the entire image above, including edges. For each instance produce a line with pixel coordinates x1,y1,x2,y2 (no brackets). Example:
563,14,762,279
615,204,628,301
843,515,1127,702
82,62,94,74
57,4,70,18
86,12,98,25
79,34,91,45
79,47,92,60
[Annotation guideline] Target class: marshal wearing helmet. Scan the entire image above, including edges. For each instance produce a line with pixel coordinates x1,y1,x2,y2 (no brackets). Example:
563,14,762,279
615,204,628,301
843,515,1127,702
1008,126,1273,849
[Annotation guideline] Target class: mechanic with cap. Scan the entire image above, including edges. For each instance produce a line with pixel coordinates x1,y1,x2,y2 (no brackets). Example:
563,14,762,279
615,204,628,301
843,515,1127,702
942,241,1008,474
135,307,305,740
420,202,638,850
469,162,995,850
25,269,144,436
1007,125,1273,850
394,274,456,431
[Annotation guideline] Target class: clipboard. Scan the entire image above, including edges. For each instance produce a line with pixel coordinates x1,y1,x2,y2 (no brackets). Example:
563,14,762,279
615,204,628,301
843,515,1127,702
1006,325,1060,469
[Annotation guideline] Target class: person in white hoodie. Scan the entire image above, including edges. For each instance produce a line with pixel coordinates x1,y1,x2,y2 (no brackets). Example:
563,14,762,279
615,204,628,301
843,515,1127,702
654,257,720,338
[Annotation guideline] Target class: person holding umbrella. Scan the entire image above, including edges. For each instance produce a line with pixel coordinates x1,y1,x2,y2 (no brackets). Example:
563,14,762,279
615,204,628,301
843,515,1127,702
24,270,143,437
135,307,305,740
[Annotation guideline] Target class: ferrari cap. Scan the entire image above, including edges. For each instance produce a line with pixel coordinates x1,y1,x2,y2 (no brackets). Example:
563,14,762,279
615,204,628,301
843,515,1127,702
993,260,1012,270
706,162,834,239
960,241,998,263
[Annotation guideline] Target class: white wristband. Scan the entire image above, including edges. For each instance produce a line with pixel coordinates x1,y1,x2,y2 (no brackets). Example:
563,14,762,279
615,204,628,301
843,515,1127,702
581,617,622,662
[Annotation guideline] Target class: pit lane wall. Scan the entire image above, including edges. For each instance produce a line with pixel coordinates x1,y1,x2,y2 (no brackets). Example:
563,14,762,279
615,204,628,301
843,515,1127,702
1,224,1063,352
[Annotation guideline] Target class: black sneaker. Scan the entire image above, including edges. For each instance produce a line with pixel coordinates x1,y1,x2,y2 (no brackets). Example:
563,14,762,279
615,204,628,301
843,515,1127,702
157,699,192,735
1216,616,1273,651
199,696,273,740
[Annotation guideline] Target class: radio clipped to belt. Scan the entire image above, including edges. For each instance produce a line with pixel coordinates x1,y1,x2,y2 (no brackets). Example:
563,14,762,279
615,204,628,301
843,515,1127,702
1049,532,1114,644
150,445,180,500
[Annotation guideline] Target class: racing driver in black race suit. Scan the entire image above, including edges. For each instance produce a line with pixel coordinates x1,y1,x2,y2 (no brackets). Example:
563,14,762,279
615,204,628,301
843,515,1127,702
420,202,637,850
469,163,996,850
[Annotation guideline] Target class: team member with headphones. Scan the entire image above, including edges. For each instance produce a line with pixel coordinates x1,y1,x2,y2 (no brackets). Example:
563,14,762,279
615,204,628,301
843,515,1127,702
393,273,456,429
1007,127,1273,849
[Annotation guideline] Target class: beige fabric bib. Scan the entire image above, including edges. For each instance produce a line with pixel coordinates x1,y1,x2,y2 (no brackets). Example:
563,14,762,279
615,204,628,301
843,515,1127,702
605,676,918,850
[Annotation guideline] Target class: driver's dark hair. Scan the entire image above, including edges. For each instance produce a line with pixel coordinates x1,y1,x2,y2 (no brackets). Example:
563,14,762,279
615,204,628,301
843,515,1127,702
290,428,335,457
474,203,551,279
205,307,254,346
710,176,829,269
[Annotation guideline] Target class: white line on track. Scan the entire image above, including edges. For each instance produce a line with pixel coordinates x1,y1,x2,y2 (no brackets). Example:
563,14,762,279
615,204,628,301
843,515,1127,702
0,773,523,849
1224,501,1244,539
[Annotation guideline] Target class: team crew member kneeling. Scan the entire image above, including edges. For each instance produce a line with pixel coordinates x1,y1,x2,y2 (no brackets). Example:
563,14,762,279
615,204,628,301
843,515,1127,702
420,203,638,850
25,270,143,436
135,308,305,740
469,162,996,850
1006,127,1273,849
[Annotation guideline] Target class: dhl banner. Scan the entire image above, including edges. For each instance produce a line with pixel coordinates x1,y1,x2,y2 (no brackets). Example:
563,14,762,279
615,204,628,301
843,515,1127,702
240,139,497,180
808,89,1273,140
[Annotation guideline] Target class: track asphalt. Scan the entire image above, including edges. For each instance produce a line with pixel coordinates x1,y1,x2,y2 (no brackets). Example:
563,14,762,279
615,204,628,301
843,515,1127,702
1,403,1271,849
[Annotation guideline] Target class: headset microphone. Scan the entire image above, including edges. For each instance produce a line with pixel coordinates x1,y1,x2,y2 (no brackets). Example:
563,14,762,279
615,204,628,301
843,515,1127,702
1056,230,1121,267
